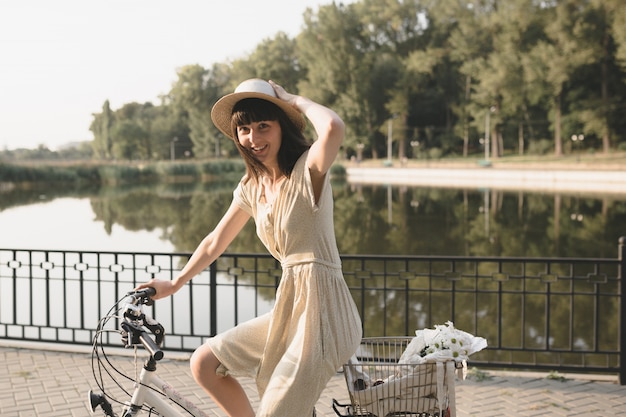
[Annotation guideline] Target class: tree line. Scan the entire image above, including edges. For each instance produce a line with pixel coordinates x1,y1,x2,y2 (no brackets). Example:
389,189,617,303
87,0,626,162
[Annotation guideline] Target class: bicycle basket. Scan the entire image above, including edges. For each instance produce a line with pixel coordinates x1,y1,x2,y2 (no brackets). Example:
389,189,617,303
342,337,461,417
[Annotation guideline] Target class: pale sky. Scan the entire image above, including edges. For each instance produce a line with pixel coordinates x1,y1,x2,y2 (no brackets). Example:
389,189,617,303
0,0,348,151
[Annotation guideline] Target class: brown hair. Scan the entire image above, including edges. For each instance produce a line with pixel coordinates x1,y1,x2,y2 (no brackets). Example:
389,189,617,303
230,98,310,183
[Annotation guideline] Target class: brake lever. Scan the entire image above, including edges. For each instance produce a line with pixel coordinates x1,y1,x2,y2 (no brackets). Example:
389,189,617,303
120,287,162,347
121,309,165,347
143,315,165,346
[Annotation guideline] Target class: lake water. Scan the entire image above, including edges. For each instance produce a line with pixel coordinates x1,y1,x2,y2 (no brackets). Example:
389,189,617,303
1,178,624,350
0,179,625,259
0,197,175,252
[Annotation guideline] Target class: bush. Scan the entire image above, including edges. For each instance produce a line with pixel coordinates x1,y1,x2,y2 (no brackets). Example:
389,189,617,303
154,162,200,179
98,164,155,185
329,164,346,178
427,148,443,159
200,160,245,176
0,162,100,184
528,139,553,155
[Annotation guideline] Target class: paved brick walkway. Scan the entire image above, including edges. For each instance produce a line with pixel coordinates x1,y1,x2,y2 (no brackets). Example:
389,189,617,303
1,344,626,416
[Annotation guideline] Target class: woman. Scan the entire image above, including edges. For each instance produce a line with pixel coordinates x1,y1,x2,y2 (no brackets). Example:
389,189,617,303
135,79,362,416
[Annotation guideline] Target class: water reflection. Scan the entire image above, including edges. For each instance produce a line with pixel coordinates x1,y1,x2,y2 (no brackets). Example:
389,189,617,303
334,182,624,258
0,180,624,258
1,181,623,361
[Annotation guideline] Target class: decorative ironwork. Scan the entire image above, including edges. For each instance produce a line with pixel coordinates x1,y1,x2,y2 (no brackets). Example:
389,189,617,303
1,239,625,384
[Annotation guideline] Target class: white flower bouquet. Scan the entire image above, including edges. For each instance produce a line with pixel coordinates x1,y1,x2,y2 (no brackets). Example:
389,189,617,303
398,321,488,365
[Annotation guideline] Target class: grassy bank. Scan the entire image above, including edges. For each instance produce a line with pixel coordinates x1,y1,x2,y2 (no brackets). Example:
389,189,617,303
0,159,247,187
1,151,623,189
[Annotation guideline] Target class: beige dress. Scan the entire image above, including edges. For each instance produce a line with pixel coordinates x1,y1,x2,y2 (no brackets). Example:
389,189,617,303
207,150,362,416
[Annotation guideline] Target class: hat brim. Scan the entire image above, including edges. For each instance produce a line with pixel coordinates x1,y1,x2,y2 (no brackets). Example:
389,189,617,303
211,92,306,140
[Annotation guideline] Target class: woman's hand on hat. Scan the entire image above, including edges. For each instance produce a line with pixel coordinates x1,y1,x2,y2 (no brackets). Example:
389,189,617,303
269,80,300,109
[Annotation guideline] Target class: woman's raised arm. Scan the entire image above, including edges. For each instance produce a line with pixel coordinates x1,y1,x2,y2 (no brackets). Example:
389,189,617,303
269,80,345,197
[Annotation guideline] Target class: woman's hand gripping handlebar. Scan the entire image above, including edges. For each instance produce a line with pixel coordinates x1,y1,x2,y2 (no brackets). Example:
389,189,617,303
120,287,165,360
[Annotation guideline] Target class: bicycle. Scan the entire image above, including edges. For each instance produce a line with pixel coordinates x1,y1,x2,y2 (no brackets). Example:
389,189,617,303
87,287,210,417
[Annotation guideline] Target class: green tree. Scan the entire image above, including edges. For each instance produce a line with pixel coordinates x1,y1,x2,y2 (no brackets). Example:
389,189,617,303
148,102,191,160
110,120,148,160
90,100,113,159
230,32,302,92
482,0,548,157
426,0,494,156
568,0,626,153
459,0,509,159
611,0,626,66
298,2,392,158
357,0,431,160
168,64,227,158
525,1,597,156
85,0,626,161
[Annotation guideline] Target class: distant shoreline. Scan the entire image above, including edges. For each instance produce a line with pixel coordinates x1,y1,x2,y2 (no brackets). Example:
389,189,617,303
345,163,626,194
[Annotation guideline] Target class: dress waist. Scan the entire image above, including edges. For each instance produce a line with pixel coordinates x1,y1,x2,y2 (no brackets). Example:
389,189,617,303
281,253,341,270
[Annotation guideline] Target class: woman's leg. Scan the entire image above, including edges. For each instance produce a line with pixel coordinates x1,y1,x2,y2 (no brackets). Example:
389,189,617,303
190,344,255,417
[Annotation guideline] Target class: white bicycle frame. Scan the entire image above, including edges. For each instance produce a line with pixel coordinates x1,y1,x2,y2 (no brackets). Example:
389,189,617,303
121,365,209,417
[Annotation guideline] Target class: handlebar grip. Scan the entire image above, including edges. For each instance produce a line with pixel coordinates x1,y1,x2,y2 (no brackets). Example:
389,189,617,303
127,287,156,305
139,332,164,361
131,287,156,298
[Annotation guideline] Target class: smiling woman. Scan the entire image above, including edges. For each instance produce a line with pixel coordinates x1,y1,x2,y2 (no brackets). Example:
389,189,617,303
236,111,284,166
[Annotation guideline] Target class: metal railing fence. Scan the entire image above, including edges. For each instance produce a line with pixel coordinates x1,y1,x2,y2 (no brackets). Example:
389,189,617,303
1,238,624,383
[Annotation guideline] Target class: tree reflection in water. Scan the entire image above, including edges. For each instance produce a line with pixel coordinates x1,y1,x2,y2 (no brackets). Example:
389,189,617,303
1,180,623,367
1,179,624,258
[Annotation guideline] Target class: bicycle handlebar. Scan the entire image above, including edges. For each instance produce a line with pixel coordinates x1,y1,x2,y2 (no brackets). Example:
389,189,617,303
139,331,164,360
120,287,165,360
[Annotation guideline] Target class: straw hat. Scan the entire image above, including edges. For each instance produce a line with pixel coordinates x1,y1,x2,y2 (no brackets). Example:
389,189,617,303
211,78,306,140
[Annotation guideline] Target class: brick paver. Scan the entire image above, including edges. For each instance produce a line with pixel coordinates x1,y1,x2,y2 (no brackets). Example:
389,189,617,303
1,344,625,416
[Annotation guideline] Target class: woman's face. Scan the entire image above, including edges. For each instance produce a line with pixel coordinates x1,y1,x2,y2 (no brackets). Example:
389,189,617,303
236,120,282,166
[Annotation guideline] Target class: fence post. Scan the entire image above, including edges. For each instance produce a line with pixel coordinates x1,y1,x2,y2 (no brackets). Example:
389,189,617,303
210,261,218,337
617,236,626,385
